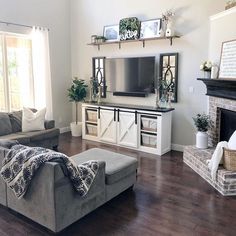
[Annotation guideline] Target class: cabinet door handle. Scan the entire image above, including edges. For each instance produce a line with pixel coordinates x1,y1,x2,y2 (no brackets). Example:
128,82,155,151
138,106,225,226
135,111,137,125
98,107,101,119
117,109,120,122
114,109,116,122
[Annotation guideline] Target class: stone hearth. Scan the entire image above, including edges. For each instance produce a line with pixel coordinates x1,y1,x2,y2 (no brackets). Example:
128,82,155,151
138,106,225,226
183,146,236,196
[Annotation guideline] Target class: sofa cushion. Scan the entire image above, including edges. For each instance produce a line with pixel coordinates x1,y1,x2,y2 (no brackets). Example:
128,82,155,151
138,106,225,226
71,148,138,185
0,112,12,136
9,111,22,133
22,128,60,142
0,133,30,145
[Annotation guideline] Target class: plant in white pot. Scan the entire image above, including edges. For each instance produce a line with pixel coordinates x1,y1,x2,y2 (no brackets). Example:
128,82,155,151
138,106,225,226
68,78,87,137
193,113,213,149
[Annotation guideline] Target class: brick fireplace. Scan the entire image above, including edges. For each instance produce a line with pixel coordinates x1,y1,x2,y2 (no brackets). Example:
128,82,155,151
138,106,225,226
184,95,236,195
197,78,236,147
208,96,236,146
183,79,236,196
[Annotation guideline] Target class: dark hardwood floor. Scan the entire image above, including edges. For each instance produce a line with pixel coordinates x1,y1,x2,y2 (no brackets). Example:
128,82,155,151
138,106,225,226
1,132,236,236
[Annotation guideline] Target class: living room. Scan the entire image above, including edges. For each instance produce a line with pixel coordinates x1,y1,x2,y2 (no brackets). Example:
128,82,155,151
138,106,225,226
0,0,236,235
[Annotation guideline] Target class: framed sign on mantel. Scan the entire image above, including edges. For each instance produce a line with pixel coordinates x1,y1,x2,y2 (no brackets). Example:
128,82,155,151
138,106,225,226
219,39,236,80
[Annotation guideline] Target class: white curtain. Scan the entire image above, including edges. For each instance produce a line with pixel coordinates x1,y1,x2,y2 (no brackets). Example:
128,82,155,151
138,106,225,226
31,26,53,120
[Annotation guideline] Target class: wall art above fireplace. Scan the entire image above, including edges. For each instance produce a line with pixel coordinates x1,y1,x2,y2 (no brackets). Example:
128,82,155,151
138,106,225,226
219,39,236,80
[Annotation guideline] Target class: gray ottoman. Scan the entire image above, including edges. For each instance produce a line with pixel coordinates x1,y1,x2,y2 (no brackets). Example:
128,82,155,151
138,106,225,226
72,148,138,201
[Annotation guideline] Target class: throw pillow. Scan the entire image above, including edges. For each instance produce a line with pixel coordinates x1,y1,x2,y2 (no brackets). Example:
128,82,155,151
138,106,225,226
0,112,12,136
228,130,236,149
22,107,46,132
9,111,22,133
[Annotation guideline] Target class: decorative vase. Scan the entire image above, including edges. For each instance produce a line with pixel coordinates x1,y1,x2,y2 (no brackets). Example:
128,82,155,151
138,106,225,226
196,131,208,149
167,91,173,108
159,90,168,108
165,21,174,37
204,71,211,78
155,88,160,108
211,65,219,79
70,122,82,137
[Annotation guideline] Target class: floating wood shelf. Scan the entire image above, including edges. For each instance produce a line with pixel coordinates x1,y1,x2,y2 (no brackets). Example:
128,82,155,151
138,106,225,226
87,35,180,50
198,78,236,100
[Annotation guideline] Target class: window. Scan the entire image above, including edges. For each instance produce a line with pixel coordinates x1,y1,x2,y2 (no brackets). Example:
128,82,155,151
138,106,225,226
0,32,33,112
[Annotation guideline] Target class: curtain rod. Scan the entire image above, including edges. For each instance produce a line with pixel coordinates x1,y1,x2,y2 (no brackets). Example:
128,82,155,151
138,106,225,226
0,21,49,31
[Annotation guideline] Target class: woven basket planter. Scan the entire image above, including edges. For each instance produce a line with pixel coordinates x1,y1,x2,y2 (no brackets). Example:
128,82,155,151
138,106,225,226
223,148,236,171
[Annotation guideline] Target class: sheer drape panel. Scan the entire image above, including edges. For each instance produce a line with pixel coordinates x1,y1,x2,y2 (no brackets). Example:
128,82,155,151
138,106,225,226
0,33,33,112
31,27,53,120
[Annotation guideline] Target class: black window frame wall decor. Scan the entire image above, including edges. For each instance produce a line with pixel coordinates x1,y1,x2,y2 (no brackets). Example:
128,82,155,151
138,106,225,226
159,53,179,103
92,57,106,98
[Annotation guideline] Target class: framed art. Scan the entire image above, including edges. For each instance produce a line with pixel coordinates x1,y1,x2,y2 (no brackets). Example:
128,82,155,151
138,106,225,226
140,19,162,39
219,39,236,80
119,17,140,40
103,25,119,42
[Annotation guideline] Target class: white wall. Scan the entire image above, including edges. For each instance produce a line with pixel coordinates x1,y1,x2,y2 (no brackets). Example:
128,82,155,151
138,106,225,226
71,0,225,148
0,0,72,128
209,7,236,64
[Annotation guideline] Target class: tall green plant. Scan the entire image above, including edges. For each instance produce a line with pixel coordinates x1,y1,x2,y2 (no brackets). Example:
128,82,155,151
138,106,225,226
68,78,87,124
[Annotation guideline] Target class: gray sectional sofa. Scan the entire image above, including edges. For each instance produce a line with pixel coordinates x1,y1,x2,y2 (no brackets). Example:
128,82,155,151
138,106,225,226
0,146,138,233
0,110,59,149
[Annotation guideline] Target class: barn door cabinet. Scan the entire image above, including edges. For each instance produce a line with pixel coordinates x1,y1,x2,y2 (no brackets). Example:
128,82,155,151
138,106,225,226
98,108,117,143
117,109,138,148
82,103,173,155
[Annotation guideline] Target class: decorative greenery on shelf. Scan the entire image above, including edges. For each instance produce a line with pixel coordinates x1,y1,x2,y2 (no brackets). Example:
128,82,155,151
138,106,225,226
68,78,87,124
192,113,213,132
95,36,106,43
162,9,175,25
119,17,140,40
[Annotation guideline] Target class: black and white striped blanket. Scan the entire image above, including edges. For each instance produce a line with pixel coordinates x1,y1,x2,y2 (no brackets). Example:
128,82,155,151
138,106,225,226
0,145,99,199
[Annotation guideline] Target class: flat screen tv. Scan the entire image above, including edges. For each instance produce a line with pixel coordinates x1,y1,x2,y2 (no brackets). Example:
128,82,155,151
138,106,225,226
105,56,155,97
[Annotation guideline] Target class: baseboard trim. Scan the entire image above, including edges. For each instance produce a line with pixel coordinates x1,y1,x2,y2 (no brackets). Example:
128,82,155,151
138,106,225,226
171,143,184,152
60,127,70,133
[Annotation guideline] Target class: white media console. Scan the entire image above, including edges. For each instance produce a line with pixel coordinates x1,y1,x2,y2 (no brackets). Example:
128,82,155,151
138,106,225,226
82,102,174,156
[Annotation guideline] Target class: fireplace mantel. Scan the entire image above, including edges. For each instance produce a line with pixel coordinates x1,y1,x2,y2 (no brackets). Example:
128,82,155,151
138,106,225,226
198,78,236,100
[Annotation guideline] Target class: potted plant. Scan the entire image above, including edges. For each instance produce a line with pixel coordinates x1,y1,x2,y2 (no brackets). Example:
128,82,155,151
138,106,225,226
200,60,212,78
95,36,106,43
162,9,175,36
193,113,213,149
68,78,87,136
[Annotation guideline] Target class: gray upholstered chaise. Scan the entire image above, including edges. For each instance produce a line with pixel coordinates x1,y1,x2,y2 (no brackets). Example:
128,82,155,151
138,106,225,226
0,146,138,233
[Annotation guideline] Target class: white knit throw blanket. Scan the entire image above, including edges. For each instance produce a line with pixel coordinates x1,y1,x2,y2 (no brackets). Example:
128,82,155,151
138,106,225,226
207,141,228,181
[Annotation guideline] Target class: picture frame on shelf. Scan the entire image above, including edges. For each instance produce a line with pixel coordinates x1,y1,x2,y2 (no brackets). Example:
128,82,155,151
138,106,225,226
103,24,119,42
119,17,140,40
140,19,162,39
